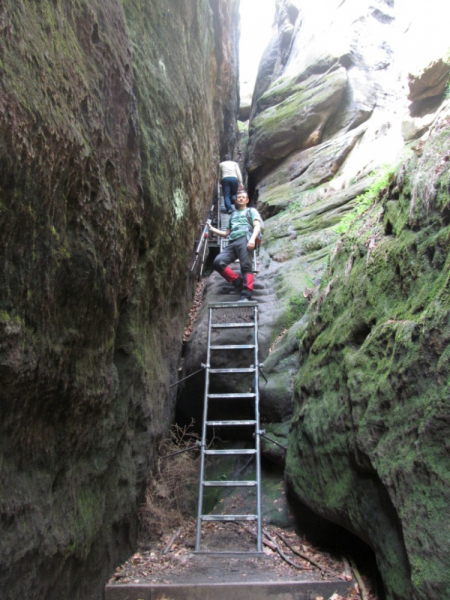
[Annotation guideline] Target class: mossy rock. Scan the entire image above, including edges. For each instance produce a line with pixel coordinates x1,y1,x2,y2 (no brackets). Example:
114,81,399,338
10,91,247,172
247,67,348,178
261,422,289,466
286,122,450,599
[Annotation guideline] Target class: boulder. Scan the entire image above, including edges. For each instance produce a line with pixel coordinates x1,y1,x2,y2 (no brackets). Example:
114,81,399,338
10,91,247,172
239,91,252,122
255,126,367,216
247,67,348,177
261,422,289,467
408,58,450,102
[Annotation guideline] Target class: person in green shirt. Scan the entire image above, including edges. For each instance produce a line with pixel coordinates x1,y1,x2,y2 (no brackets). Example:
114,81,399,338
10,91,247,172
208,190,261,301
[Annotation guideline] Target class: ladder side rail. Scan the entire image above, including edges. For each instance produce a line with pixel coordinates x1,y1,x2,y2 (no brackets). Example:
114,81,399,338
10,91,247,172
216,182,220,229
253,304,262,552
195,306,214,552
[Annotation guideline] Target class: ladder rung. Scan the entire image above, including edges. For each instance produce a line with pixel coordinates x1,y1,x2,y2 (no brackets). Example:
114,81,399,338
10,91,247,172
203,480,257,487
208,393,256,399
209,368,255,374
208,302,258,308
206,420,256,426
211,323,255,329
210,344,255,350
201,515,258,522
205,449,256,456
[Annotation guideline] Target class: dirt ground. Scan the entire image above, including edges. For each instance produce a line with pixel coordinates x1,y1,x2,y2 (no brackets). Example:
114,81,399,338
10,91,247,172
108,521,380,600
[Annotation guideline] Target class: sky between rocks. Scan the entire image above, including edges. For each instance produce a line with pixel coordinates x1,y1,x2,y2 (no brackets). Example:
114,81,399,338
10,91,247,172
239,0,276,100
239,0,449,102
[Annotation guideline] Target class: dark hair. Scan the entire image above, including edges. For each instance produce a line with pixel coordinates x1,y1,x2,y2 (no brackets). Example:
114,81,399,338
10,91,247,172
224,153,232,161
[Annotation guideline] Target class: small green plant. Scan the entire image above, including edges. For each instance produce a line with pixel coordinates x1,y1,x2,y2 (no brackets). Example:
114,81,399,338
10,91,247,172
334,164,397,236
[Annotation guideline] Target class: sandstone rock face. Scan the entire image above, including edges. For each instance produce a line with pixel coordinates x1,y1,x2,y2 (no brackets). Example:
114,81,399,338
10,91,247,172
236,1,450,599
248,67,348,177
246,0,402,199
408,58,450,102
0,1,239,599
286,116,450,599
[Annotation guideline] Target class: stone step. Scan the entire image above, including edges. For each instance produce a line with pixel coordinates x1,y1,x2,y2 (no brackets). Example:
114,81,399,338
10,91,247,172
105,579,353,600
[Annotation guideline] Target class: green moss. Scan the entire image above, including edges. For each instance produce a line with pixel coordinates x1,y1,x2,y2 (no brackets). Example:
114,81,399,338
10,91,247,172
333,164,397,236
0,310,23,326
445,51,450,98
254,69,343,137
71,487,104,558
258,55,339,109
237,120,248,132
286,120,450,600
286,294,308,327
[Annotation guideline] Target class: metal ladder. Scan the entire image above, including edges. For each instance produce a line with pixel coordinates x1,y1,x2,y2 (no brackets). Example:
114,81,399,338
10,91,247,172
195,301,262,553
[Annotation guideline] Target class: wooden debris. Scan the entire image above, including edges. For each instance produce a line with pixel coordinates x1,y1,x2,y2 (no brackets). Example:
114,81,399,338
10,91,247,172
109,521,379,599
183,279,205,341
342,556,353,581
269,329,288,354
162,527,182,555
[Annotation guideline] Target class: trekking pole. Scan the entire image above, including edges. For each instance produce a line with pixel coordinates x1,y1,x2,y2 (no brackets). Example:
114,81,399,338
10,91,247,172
198,229,209,280
190,216,212,274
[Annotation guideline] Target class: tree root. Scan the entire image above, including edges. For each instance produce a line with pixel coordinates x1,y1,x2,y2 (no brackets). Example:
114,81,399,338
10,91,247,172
349,557,368,600
276,531,327,573
263,528,308,572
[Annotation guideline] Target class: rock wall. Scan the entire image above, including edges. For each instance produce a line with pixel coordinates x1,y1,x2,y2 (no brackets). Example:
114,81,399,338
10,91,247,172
236,0,450,598
0,1,239,599
286,118,450,599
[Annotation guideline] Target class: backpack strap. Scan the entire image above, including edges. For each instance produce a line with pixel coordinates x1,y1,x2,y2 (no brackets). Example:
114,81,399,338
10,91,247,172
246,208,262,246
246,208,253,230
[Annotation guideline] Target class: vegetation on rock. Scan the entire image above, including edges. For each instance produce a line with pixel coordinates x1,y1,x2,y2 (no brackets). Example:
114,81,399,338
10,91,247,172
286,116,450,600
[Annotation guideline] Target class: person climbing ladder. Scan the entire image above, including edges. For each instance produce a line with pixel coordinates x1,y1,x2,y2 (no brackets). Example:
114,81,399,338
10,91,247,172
208,190,262,302
218,153,243,214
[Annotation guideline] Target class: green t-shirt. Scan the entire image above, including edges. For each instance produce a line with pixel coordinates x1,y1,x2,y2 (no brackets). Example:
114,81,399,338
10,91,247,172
229,208,261,241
